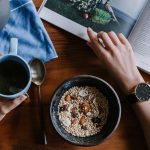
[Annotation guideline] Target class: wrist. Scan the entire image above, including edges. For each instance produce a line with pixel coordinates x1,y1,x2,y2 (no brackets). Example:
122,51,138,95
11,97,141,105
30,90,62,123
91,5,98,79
121,74,145,95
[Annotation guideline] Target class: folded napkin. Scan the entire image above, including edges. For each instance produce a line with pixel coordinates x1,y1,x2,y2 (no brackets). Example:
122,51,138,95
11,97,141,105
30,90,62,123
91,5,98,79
0,0,57,62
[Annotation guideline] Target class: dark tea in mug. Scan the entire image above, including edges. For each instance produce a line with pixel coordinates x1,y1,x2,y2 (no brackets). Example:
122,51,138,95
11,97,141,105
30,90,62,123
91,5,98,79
0,60,29,95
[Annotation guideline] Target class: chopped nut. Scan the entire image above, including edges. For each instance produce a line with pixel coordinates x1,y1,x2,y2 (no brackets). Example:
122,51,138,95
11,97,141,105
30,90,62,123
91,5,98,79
84,104,90,113
79,116,87,125
65,95,71,102
71,119,77,125
80,102,90,114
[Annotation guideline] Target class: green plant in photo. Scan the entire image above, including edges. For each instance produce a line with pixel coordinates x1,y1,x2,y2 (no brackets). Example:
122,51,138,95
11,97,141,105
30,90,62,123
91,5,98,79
92,8,112,25
68,0,99,12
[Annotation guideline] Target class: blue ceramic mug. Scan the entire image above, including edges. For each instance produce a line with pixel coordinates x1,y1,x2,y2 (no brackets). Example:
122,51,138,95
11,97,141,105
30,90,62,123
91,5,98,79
0,38,32,99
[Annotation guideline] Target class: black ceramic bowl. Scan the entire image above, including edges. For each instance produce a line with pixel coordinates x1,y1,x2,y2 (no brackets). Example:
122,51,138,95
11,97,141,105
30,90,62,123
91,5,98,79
50,75,121,146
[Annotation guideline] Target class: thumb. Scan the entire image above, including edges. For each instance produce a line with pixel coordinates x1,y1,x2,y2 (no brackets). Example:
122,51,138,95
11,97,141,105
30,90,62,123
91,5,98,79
0,95,27,115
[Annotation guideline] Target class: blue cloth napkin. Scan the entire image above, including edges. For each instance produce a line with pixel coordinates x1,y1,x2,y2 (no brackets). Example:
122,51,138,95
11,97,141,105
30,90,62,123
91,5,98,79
0,0,57,62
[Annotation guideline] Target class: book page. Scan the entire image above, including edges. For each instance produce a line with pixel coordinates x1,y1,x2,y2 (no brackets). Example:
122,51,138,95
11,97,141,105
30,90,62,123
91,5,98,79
129,0,150,74
39,0,147,39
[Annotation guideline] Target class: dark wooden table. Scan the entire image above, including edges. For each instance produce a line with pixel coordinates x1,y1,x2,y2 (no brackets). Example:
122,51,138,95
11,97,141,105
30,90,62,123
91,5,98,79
0,1,149,149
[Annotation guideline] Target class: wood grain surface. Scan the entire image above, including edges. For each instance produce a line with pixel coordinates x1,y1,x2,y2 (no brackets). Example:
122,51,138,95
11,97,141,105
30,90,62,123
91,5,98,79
0,0,149,150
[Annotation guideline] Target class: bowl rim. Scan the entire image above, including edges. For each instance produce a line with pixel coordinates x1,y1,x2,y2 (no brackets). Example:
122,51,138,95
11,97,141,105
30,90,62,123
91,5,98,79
50,75,121,146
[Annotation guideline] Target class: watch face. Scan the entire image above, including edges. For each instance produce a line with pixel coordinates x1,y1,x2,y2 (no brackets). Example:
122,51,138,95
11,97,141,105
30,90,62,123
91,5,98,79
135,83,150,101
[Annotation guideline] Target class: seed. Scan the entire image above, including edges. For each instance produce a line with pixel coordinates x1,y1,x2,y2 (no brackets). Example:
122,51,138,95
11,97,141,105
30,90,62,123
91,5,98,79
59,105,67,112
71,112,78,118
71,95,77,100
70,107,76,113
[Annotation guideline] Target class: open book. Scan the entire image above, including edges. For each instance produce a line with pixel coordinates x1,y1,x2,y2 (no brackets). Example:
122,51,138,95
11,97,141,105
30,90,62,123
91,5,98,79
39,0,150,74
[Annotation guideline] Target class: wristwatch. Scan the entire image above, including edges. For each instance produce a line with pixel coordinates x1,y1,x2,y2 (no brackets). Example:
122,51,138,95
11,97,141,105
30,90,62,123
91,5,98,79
127,82,150,104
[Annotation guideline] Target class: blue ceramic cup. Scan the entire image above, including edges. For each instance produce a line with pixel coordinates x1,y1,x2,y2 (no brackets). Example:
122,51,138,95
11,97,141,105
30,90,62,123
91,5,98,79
0,38,32,100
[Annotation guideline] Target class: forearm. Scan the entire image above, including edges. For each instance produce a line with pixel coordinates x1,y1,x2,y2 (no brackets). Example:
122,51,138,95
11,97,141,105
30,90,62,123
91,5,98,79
121,73,150,148
132,101,150,149
87,29,150,149
125,78,150,149
127,79,150,149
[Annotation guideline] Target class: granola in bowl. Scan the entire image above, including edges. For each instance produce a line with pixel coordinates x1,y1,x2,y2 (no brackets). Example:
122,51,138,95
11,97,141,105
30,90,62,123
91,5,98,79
58,86,109,137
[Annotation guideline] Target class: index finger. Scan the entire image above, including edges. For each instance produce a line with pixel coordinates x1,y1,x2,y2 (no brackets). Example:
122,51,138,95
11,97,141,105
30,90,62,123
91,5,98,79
87,28,109,57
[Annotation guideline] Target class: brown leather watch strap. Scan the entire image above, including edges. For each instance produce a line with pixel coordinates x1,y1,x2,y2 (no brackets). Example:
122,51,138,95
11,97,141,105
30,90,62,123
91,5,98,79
126,94,139,104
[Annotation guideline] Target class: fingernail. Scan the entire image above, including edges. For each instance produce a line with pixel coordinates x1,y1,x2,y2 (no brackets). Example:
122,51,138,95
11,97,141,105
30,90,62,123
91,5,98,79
100,31,104,33
87,27,93,32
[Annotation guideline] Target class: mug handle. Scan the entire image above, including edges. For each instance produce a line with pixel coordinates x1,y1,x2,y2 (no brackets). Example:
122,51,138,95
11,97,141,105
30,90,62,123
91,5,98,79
24,92,30,104
9,38,18,55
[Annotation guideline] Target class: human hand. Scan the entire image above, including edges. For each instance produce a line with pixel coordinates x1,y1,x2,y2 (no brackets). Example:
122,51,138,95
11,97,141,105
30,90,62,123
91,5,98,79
87,28,144,94
0,52,27,121
0,95,27,121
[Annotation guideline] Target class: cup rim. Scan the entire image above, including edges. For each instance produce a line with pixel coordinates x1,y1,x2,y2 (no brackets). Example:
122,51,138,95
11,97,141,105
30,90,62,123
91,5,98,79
0,54,31,99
